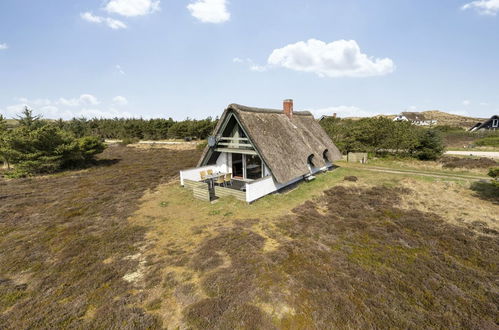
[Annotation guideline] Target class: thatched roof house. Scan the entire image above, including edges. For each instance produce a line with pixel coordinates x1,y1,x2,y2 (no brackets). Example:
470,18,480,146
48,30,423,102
469,115,499,131
180,100,342,203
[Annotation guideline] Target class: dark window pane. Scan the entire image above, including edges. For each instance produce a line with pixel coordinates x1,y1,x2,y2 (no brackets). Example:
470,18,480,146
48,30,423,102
246,155,262,180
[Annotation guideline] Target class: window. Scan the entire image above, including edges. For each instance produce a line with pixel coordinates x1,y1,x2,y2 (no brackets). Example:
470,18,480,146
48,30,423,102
246,155,262,180
307,154,315,167
323,149,329,163
492,119,499,128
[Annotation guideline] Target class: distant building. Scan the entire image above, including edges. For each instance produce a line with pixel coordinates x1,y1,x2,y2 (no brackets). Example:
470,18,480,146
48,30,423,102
319,113,337,122
469,115,499,132
393,112,437,126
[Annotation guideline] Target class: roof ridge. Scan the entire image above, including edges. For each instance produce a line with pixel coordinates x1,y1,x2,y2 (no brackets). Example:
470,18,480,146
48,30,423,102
229,103,312,116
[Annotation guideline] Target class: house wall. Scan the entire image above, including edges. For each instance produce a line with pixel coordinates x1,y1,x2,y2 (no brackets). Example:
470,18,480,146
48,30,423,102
246,163,331,203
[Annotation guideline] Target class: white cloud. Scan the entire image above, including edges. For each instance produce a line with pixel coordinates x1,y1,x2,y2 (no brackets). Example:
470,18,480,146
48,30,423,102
266,39,395,78
311,105,378,119
462,0,499,15
112,96,128,106
0,43,8,50
187,0,230,23
115,64,126,75
81,12,127,29
480,102,489,106
58,94,100,107
1,96,132,120
105,0,160,17
463,100,471,106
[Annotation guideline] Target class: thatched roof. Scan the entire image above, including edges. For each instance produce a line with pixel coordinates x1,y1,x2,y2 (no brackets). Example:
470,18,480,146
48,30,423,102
198,103,342,184
401,112,428,121
469,115,499,131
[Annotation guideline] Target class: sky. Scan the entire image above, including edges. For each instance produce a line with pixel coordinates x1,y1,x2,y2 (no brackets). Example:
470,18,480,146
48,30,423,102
1,0,499,120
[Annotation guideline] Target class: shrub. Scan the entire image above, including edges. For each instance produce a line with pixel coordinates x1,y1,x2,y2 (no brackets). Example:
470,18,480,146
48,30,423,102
475,136,499,147
0,123,106,177
489,167,499,188
412,130,444,160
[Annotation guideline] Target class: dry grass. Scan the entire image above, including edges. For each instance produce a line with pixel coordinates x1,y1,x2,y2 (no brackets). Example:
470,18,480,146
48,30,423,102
169,186,497,328
2,146,498,329
129,164,498,328
0,145,200,329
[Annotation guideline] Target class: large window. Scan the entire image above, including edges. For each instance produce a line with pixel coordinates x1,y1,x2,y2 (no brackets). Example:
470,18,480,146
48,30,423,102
493,119,499,128
245,155,262,180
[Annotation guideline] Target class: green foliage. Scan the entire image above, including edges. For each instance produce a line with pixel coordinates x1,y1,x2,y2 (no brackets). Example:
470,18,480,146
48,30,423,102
433,125,465,133
488,167,499,188
320,117,443,160
0,114,6,132
412,129,444,160
488,167,499,179
0,110,106,177
475,136,499,147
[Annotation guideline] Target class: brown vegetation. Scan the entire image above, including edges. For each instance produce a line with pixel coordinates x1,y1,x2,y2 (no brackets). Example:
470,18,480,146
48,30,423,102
179,186,498,328
440,156,498,169
0,145,200,328
1,146,498,329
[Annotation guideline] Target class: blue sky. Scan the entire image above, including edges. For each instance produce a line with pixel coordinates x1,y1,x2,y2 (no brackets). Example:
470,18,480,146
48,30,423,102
1,0,498,120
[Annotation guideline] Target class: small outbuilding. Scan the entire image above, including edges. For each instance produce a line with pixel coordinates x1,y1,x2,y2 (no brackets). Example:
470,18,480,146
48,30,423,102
180,100,342,203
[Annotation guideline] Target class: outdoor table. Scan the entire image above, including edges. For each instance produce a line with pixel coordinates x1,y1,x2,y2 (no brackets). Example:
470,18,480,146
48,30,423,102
204,172,226,189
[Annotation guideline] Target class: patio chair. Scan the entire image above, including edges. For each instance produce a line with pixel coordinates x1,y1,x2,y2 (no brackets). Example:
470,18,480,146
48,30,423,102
207,169,213,175
200,171,207,181
215,175,225,187
224,173,232,187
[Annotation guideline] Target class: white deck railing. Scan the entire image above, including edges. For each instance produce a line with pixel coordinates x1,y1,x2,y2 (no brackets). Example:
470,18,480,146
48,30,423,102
245,176,277,203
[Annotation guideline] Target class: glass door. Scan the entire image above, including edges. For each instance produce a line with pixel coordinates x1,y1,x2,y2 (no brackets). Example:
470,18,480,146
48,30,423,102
232,153,243,178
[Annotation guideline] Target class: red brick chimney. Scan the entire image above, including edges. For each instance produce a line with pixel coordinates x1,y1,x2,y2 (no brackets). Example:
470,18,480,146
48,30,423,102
283,99,293,119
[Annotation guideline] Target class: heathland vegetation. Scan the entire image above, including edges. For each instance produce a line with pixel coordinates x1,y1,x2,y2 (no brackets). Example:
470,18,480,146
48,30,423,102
1,146,497,328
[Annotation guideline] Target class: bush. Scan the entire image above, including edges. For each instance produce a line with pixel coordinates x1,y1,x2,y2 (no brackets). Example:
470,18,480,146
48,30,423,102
412,130,444,160
489,167,499,188
0,111,106,177
475,136,499,147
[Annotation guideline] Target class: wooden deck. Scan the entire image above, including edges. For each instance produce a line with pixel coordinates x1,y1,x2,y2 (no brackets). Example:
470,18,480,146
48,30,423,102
183,179,247,202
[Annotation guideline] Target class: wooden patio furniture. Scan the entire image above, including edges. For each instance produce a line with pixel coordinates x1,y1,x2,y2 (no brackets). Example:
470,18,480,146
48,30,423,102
224,173,232,186
215,175,225,187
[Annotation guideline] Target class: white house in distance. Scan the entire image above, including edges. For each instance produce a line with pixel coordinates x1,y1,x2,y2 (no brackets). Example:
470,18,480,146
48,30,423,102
393,112,437,126
180,100,342,203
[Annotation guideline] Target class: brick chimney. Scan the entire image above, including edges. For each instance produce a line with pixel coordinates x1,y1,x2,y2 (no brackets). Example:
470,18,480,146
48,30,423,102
283,99,293,119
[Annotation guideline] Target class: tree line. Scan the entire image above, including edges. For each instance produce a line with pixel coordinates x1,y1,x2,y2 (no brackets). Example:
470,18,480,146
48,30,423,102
54,116,217,140
319,116,444,160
